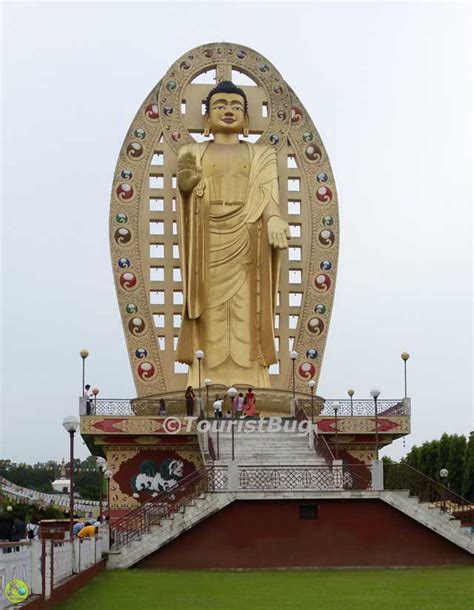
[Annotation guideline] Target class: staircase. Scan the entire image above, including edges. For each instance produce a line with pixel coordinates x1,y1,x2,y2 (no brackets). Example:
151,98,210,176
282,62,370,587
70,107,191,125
105,427,473,569
108,488,234,569
209,419,326,464
107,466,235,569
380,490,473,554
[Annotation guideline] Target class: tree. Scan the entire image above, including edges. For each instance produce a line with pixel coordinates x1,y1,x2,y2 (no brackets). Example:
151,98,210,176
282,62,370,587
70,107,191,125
403,445,421,470
446,434,467,496
0,460,100,501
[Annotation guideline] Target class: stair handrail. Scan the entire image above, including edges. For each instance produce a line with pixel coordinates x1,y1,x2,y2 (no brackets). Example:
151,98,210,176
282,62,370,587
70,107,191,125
383,462,474,525
110,464,212,550
295,404,335,464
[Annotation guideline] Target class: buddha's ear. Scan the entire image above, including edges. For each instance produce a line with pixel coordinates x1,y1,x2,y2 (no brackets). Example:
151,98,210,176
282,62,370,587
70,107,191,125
203,114,211,137
243,114,250,138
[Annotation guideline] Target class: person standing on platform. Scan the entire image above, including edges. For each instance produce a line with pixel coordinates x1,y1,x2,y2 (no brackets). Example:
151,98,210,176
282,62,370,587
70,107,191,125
244,387,256,417
159,398,167,416
213,395,223,418
185,386,195,417
236,392,244,418
83,384,92,415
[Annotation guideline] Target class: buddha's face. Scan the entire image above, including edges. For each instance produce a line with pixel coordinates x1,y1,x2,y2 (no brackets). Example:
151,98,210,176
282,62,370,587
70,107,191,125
207,92,248,135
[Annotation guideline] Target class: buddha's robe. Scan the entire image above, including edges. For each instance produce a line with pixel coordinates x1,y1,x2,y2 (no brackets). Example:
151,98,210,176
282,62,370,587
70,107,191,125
176,141,282,388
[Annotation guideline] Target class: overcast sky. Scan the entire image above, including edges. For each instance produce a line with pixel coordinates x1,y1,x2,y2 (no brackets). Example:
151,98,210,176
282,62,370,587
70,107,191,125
1,1,472,464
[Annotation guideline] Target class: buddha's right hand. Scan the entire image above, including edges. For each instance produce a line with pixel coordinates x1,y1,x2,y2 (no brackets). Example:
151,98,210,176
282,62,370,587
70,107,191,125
178,152,202,193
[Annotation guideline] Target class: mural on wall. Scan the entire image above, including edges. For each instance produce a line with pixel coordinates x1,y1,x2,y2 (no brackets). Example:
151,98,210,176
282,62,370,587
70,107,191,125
106,445,202,509
131,458,184,498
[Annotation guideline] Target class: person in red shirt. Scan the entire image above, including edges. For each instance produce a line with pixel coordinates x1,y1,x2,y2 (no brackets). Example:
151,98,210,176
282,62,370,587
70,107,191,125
244,388,256,417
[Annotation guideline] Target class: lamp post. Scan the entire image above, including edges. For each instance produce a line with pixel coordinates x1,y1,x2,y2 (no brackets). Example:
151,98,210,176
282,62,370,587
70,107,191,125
227,387,238,461
347,389,354,416
333,401,341,460
103,470,113,515
290,351,298,399
370,389,381,460
96,457,107,521
401,352,410,398
79,349,89,395
195,350,204,412
308,380,316,424
92,387,99,414
204,379,211,419
440,468,449,511
62,416,80,539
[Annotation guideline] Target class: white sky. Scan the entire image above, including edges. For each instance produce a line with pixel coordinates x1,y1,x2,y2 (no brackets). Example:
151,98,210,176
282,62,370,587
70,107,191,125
1,1,472,463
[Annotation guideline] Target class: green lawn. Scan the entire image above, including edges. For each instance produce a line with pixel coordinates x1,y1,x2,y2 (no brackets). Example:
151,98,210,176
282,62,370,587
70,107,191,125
56,567,474,610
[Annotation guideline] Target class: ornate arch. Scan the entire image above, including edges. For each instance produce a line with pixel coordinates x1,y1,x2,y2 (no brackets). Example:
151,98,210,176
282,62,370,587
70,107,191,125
109,42,338,396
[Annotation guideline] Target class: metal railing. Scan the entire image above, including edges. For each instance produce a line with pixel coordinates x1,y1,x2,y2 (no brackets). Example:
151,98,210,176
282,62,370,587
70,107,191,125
110,465,211,550
295,405,335,464
82,397,199,417
236,464,371,492
298,398,408,417
81,395,409,418
383,462,474,526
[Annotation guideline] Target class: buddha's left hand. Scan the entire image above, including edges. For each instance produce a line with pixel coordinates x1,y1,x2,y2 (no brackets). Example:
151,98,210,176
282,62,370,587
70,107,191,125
267,216,290,249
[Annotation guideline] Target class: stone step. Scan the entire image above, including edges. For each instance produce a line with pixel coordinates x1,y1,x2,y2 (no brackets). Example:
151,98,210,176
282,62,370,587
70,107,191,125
108,492,236,569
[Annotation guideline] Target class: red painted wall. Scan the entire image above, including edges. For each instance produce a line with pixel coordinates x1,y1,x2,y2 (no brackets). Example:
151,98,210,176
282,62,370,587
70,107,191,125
136,499,474,569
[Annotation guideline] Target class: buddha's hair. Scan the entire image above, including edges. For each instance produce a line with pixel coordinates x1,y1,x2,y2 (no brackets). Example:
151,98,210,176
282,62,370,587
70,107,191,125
205,81,248,114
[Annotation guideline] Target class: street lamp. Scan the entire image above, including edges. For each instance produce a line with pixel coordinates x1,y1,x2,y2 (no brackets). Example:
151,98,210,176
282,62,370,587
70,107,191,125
92,387,99,414
370,389,381,460
347,389,354,416
195,350,204,410
308,380,316,424
439,468,449,511
290,351,298,399
401,352,410,398
333,401,341,460
62,416,80,539
204,379,212,418
227,387,238,461
103,470,113,515
80,349,89,395
96,457,107,521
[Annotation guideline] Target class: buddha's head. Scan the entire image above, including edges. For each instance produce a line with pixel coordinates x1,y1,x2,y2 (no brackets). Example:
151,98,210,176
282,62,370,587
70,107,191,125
204,80,249,136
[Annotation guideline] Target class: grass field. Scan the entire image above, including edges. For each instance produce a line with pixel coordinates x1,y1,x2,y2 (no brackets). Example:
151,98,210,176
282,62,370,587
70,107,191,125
55,567,474,610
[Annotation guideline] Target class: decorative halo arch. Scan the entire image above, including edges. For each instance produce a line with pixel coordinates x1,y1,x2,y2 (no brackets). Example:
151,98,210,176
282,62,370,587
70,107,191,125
109,42,339,397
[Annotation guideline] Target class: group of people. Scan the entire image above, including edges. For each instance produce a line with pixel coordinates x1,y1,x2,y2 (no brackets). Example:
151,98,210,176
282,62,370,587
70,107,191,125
154,386,257,419
73,519,101,538
0,513,108,547
0,514,39,543
213,388,256,419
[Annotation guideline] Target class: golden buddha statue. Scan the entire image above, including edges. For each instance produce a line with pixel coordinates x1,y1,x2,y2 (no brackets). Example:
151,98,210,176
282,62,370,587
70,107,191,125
176,81,290,388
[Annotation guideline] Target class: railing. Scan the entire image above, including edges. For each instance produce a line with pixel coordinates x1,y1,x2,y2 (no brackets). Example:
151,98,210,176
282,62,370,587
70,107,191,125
86,398,133,416
82,397,198,417
0,530,108,606
295,405,335,464
209,463,371,492
0,541,32,607
110,466,211,550
298,398,409,417
81,394,410,418
383,462,474,526
237,464,371,492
